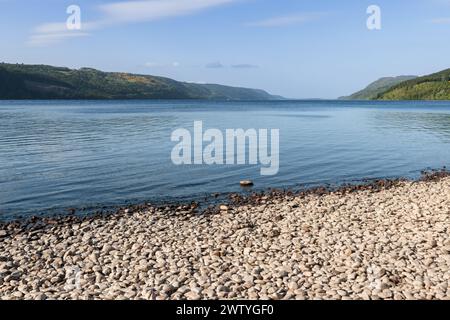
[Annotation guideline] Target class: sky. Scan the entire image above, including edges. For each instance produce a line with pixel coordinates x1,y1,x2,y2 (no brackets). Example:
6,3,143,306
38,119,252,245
0,0,450,99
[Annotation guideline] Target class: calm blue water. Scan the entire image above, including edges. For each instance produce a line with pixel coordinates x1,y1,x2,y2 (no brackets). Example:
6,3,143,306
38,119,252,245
1,100,450,220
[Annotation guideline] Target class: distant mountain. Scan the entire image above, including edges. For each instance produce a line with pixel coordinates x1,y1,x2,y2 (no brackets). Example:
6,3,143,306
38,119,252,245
0,63,282,101
340,76,417,100
377,68,450,100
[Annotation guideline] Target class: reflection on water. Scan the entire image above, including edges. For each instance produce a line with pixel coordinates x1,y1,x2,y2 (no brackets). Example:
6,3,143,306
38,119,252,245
0,100,449,220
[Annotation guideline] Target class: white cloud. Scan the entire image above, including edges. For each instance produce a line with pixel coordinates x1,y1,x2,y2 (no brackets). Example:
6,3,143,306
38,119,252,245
27,32,90,47
34,21,99,34
28,21,100,46
28,0,237,46
99,0,235,23
204,62,259,69
34,23,70,34
246,12,326,27
144,61,180,68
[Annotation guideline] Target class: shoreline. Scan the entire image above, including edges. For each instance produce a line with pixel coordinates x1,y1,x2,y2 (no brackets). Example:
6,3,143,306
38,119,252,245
1,169,450,299
0,168,448,232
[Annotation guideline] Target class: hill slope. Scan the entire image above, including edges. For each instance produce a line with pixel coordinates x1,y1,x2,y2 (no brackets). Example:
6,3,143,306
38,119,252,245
0,63,280,100
377,69,450,100
340,76,417,100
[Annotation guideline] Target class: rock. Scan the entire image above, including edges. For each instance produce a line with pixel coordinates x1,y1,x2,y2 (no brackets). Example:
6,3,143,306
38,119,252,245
231,274,242,283
441,245,450,253
240,180,254,187
191,287,202,294
101,244,113,253
337,289,348,297
185,291,201,300
6,271,22,282
217,285,230,293
288,282,298,290
88,252,99,263
243,275,255,284
35,293,47,300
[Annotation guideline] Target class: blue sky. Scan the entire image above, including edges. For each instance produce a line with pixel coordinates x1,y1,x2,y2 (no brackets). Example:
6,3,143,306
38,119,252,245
1,0,450,98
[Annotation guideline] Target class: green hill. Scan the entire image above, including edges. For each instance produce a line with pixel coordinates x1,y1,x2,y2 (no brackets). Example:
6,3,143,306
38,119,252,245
377,68,450,100
0,63,281,100
340,76,417,100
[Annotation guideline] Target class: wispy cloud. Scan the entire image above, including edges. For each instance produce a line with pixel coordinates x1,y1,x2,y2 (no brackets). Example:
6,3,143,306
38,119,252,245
99,0,235,23
29,0,237,46
33,21,100,34
205,61,225,68
27,30,90,47
430,17,450,24
205,62,258,69
28,21,98,46
144,61,180,68
246,12,326,27
231,64,258,69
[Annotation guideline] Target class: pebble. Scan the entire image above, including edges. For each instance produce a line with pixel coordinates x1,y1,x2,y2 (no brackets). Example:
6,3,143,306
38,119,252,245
0,177,449,300
240,180,254,187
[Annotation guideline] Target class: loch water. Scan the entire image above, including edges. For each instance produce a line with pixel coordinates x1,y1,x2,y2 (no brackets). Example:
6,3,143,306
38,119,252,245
1,100,450,220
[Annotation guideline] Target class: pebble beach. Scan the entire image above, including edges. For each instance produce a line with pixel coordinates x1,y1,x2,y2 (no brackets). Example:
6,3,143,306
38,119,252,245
1,175,450,300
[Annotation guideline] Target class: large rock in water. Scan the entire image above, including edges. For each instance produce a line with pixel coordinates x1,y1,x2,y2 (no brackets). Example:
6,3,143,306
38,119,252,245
240,180,254,187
